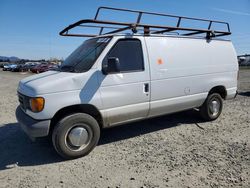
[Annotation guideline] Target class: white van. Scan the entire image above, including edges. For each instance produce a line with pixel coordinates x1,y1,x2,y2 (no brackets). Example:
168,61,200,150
16,7,238,159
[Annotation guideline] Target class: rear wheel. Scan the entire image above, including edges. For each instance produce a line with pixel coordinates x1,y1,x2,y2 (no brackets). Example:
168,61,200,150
199,93,223,121
52,113,100,159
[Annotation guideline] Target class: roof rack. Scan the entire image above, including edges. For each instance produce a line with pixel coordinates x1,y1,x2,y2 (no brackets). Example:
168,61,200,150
60,6,231,39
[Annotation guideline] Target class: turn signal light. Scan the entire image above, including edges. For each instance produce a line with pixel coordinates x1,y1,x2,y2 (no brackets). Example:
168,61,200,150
30,97,45,112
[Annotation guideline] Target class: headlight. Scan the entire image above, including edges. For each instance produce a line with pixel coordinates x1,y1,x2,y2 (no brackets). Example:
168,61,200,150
29,97,45,112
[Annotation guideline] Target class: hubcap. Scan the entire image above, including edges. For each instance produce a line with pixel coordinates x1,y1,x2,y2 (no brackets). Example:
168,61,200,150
209,99,220,116
68,127,89,147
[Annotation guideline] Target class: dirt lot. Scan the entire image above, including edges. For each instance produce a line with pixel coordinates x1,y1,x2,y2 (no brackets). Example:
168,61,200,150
0,69,249,188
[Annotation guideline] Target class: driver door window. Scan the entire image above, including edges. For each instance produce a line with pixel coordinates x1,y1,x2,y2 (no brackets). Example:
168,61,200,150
104,39,144,72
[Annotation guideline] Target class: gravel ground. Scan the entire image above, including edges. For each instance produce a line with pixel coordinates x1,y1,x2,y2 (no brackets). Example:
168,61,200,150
0,69,249,188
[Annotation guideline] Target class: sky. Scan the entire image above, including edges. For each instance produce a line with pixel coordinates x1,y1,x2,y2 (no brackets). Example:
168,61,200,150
0,0,249,59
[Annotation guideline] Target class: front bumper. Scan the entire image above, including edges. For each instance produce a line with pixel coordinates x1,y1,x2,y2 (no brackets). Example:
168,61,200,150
15,106,50,138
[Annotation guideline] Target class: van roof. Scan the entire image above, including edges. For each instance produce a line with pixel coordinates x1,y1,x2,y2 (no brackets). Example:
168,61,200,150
60,7,231,40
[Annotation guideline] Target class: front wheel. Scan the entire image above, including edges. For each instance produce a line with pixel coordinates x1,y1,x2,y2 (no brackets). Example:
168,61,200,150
52,113,100,159
199,93,223,121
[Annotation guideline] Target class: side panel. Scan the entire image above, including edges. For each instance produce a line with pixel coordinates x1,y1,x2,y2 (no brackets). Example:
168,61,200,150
145,37,238,117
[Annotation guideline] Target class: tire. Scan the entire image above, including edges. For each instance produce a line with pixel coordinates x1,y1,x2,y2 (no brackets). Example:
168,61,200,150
199,93,223,121
52,113,100,159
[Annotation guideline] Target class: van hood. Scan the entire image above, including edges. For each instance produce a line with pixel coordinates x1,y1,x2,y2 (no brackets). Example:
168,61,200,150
18,71,95,96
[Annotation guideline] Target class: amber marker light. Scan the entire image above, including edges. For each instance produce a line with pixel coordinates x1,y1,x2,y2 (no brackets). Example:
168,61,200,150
29,97,45,112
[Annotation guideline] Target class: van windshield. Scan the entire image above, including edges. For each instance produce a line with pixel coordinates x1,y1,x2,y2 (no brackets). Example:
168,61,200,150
60,37,111,72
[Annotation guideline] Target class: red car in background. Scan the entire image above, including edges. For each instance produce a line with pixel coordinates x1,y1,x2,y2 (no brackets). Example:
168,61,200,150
31,64,46,73
31,63,58,73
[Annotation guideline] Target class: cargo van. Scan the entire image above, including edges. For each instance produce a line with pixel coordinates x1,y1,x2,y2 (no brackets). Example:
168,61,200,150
16,7,238,159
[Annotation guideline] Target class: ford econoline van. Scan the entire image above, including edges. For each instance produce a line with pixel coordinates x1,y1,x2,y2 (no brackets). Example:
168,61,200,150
16,7,238,159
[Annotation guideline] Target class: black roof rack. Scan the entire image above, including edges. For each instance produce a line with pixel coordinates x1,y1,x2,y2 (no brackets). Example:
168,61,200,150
60,6,231,39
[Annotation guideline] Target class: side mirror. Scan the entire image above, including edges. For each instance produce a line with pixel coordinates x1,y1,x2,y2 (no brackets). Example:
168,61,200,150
102,57,120,75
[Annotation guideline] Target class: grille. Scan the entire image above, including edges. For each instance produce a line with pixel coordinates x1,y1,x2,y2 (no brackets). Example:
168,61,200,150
18,92,30,111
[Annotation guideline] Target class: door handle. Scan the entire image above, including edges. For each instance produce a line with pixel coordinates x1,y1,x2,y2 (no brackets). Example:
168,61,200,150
144,83,149,93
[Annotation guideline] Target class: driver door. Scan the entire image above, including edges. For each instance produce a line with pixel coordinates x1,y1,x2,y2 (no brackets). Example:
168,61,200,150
98,37,150,126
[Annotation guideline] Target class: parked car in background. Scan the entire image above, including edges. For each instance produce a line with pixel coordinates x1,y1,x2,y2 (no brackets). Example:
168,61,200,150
3,64,17,71
0,63,8,68
3,64,11,71
2,64,9,71
18,64,29,72
11,64,24,72
25,63,38,71
19,63,35,72
39,64,59,72
9,64,18,72
30,63,45,73
1,62,57,72
30,63,57,73
47,64,59,71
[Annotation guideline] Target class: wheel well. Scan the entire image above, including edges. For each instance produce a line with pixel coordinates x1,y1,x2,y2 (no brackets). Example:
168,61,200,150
50,104,103,134
208,86,227,99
